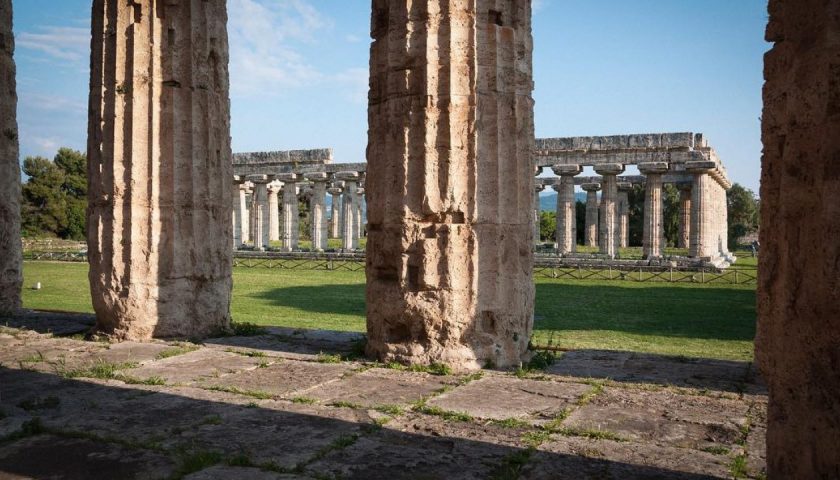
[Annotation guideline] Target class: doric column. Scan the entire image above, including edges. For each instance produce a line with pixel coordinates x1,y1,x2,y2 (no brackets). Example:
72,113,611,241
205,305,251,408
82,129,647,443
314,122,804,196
355,187,366,242
595,164,625,258
335,172,358,251
0,0,20,314
328,185,342,239
87,0,232,339
277,173,299,252
552,165,581,255
306,172,329,251
639,162,669,259
533,184,545,246
249,177,269,251
266,180,282,243
581,183,601,248
232,178,242,249
366,2,534,370
617,183,631,249
687,162,716,259
238,182,252,245
677,183,691,249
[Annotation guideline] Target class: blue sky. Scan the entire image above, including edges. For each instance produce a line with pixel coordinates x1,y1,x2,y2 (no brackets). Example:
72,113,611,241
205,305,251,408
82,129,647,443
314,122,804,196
12,0,768,191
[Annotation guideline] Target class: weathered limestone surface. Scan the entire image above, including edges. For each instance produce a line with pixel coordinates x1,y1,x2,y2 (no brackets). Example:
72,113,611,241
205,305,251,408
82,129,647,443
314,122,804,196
336,172,358,250
277,174,299,252
328,187,342,239
617,183,631,249
757,1,840,477
533,184,544,245
595,164,624,258
677,184,691,249
87,0,233,339
581,184,600,248
639,162,668,259
366,1,535,370
552,165,579,254
535,133,703,152
306,173,329,251
0,0,20,315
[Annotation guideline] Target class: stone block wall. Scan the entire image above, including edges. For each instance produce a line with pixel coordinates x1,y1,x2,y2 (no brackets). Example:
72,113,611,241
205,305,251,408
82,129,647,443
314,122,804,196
0,0,20,314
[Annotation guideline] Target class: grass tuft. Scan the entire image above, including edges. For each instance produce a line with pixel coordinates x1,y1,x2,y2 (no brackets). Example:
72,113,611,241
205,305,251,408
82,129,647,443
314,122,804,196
290,396,318,405
156,343,199,360
205,385,273,400
415,405,473,422
491,448,534,480
174,450,223,479
231,322,268,337
374,404,404,416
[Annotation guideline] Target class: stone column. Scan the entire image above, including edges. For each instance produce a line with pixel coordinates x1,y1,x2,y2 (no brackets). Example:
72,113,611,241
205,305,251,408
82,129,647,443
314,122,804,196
355,187,366,242
238,182,252,245
581,183,600,248
267,180,282,243
277,173,299,252
87,0,232,339
328,185,342,239
639,162,669,259
617,183,632,249
335,172,358,251
232,178,242,249
595,164,624,258
758,2,840,476
677,183,691,249
249,177,269,251
366,2,534,370
552,165,581,254
687,162,716,259
0,0,20,315
533,184,544,246
306,172,329,251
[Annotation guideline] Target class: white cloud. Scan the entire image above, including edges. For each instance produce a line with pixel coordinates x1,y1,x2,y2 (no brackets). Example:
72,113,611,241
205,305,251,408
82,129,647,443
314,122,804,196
228,0,333,96
20,92,86,113
16,26,89,62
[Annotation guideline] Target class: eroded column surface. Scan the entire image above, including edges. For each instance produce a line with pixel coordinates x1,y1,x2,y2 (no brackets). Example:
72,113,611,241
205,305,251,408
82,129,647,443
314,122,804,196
617,183,631,249
582,183,600,248
687,163,715,259
552,165,580,254
277,173,299,252
249,178,269,251
87,0,232,339
639,162,668,259
306,173,329,251
677,184,691,249
355,187,366,241
238,182,252,246
533,184,544,245
0,0,20,315
267,181,281,243
336,172,358,251
366,1,535,370
757,2,840,474
328,186,342,239
595,164,624,258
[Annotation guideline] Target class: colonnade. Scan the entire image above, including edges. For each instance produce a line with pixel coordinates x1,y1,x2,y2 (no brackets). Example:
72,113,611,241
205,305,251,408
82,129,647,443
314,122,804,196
233,171,366,252
546,160,733,263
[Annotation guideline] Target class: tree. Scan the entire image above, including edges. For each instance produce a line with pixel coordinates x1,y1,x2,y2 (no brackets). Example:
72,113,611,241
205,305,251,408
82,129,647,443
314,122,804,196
21,148,88,240
575,200,586,245
662,184,681,248
539,210,556,243
727,183,759,247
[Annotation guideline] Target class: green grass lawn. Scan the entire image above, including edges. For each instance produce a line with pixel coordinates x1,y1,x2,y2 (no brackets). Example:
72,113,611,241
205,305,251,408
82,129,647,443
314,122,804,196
21,260,757,362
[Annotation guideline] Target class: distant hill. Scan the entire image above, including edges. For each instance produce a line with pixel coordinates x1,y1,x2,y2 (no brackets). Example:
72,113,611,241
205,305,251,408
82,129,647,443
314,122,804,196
539,192,587,211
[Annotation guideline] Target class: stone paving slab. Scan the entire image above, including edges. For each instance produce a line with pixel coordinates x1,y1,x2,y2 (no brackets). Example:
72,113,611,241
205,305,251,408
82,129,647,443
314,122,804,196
306,424,515,480
305,368,453,407
564,387,748,450
548,350,753,393
522,436,730,479
196,360,353,398
1,310,95,336
427,375,591,421
124,348,264,384
0,434,176,480
204,334,345,361
185,466,312,480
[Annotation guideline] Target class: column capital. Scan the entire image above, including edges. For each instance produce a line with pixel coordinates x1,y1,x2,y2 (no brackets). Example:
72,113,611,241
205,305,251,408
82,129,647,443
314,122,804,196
246,174,269,184
276,173,298,183
239,181,254,192
266,180,283,194
637,162,669,175
356,187,366,195
593,163,625,176
581,183,601,192
327,187,343,195
534,184,545,193
685,160,717,174
335,171,359,182
305,172,329,182
551,164,582,177
534,165,544,176
617,182,633,192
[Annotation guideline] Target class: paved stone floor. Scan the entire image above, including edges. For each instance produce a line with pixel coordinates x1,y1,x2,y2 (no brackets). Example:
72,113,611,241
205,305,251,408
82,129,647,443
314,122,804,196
0,313,767,479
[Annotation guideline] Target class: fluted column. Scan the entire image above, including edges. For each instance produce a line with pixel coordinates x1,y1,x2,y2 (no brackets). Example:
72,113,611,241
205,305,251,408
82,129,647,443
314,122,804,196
277,173,299,252
306,173,329,251
355,187,366,242
687,162,716,259
533,184,545,246
581,183,600,248
249,177,269,251
677,183,691,249
639,162,668,259
595,164,625,258
87,0,232,339
232,179,242,249
552,165,580,254
328,186,342,239
336,172,358,251
239,182,252,245
267,180,282,243
617,183,631,249
366,2,535,370
0,0,20,315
